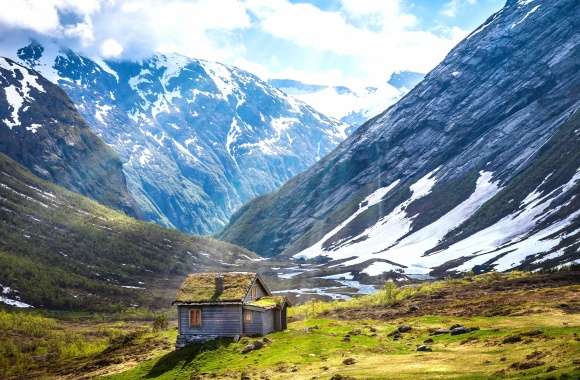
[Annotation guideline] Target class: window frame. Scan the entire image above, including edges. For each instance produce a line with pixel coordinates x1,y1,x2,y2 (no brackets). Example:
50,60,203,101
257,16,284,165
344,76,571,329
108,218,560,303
189,308,202,328
244,310,252,322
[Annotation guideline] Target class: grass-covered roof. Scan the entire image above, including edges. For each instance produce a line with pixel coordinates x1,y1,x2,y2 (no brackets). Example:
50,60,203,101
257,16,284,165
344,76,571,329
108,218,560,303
174,272,257,303
247,296,288,309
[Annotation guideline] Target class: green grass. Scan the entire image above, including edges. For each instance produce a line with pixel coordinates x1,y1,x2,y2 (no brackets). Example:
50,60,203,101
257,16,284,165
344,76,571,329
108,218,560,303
290,281,445,319
0,309,174,379
106,313,580,380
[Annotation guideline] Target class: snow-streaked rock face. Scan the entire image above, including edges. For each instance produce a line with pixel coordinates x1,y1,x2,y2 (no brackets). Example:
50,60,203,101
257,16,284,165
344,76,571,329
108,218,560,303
7,43,348,234
0,57,136,215
268,71,424,130
221,0,580,275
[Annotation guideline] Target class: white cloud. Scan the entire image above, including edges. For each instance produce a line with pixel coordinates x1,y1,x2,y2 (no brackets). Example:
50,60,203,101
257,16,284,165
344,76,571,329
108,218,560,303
0,0,471,86
441,0,479,18
246,0,467,84
100,38,123,57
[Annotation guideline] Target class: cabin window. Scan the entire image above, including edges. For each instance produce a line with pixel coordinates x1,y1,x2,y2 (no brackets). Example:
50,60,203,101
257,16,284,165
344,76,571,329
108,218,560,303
244,310,252,322
250,286,257,299
189,308,202,327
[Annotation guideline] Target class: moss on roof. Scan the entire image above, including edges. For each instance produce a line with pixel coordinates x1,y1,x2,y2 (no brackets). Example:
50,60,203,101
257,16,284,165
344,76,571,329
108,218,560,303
247,296,287,309
174,272,256,303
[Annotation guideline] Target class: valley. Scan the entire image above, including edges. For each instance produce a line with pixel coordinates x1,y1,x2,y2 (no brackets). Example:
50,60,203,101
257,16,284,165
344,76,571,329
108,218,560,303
1,270,578,379
0,0,579,378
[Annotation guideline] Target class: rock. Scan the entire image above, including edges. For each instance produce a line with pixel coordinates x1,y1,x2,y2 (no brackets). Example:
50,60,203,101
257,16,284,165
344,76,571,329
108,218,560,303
262,337,272,344
253,340,264,349
342,357,356,365
409,305,419,312
423,338,434,344
416,345,432,352
348,329,362,335
241,344,255,354
431,328,450,335
369,327,377,332
510,360,545,370
342,335,351,342
398,325,412,333
502,335,523,344
449,324,463,330
331,375,356,380
387,330,401,340
240,371,251,380
450,327,471,335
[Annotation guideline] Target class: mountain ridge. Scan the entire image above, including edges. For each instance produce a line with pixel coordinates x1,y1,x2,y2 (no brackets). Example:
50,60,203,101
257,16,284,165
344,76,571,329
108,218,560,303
220,0,580,276
5,41,349,234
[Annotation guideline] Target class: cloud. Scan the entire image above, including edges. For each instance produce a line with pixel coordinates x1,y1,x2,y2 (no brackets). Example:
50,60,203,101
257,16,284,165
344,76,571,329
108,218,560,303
100,38,123,57
441,0,479,18
246,0,467,84
0,0,470,86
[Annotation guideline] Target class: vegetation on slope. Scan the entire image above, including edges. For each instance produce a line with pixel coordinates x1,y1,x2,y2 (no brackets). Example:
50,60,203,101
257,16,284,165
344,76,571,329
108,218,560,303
0,153,257,311
99,270,578,379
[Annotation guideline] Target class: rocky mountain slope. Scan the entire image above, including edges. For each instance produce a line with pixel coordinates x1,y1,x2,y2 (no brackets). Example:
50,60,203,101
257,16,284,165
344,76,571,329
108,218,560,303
5,42,348,234
268,70,424,129
0,57,136,215
0,153,258,311
221,0,580,277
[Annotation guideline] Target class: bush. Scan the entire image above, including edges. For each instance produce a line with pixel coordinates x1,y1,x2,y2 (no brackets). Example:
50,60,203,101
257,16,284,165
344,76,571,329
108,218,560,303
152,314,169,331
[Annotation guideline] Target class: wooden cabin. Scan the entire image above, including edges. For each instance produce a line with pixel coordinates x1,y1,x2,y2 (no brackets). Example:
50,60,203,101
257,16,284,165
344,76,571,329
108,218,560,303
173,272,289,348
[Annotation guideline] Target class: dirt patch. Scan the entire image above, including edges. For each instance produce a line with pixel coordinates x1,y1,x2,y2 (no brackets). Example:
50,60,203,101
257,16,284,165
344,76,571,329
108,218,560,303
324,271,580,320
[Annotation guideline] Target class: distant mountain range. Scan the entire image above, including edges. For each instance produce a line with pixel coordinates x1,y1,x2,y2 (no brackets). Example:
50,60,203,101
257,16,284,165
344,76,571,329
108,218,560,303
268,70,424,128
221,0,580,277
3,41,348,234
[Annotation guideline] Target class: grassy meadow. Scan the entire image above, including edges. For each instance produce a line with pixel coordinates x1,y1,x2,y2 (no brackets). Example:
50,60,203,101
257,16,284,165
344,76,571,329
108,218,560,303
1,270,578,379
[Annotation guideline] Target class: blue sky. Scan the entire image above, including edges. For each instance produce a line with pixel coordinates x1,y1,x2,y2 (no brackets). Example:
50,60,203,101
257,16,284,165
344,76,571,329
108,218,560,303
0,0,504,86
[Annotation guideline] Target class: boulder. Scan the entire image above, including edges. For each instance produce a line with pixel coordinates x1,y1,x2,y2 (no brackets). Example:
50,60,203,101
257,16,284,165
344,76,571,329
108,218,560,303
450,327,471,335
417,345,432,352
398,325,412,333
431,328,450,335
343,357,356,365
241,344,255,354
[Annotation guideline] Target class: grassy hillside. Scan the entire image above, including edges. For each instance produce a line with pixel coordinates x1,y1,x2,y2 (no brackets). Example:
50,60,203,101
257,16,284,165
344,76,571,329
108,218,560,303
2,270,564,380
0,153,257,311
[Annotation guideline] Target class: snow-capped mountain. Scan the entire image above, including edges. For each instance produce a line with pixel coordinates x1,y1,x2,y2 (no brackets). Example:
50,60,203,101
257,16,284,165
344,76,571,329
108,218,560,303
0,57,136,215
221,0,580,276
268,71,424,129
6,41,348,234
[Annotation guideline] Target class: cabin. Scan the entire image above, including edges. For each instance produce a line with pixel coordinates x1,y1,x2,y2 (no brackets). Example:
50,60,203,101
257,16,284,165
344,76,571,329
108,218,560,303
173,272,289,348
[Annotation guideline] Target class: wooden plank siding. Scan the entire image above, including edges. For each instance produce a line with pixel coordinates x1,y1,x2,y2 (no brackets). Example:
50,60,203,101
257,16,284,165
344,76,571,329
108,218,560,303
243,280,268,302
261,309,275,335
178,305,243,336
242,309,263,336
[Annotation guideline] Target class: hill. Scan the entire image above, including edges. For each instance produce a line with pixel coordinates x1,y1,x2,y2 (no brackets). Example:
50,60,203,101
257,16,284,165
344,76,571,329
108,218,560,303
0,153,257,311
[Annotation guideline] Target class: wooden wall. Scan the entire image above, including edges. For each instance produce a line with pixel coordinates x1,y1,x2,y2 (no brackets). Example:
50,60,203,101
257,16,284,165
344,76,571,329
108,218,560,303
178,305,243,336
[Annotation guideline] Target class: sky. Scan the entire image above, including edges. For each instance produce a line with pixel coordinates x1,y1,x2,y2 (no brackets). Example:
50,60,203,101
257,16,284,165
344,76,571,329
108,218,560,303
0,0,505,87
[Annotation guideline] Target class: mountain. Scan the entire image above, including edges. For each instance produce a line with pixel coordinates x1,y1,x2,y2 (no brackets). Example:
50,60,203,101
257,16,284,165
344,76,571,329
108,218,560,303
0,153,258,311
387,71,425,91
220,0,580,277
0,57,136,215
268,71,424,129
5,42,348,235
